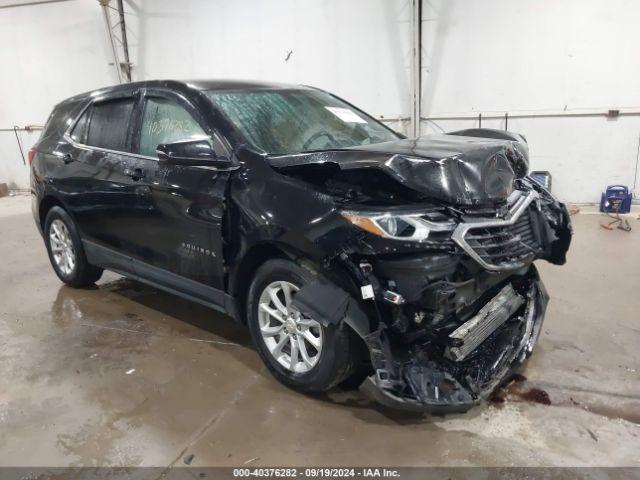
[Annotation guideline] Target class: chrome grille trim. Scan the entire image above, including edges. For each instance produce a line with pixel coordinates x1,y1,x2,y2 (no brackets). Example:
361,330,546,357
451,190,539,271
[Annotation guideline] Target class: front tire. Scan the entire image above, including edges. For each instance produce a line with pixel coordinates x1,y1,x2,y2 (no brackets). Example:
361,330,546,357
44,206,103,288
246,259,354,392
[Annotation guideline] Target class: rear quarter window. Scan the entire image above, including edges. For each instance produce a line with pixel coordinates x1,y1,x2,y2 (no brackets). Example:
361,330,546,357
70,106,90,143
40,100,84,142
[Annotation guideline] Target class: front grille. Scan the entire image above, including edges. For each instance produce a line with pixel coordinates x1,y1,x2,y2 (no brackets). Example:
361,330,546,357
451,190,542,271
464,207,540,266
458,206,505,219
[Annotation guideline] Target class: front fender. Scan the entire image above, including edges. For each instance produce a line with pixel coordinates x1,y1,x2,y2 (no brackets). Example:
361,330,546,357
229,159,349,265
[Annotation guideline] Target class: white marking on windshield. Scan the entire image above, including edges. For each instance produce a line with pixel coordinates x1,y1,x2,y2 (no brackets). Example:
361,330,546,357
324,107,367,124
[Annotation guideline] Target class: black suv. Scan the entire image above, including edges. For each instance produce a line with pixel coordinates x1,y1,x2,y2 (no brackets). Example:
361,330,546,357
31,80,571,412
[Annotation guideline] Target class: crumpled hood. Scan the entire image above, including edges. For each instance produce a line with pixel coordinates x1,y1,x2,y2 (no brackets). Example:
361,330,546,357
268,132,530,206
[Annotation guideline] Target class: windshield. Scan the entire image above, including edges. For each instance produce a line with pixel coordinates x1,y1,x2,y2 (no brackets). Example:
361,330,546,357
207,89,400,155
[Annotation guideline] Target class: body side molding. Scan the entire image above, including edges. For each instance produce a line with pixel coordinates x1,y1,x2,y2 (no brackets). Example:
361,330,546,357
83,240,238,320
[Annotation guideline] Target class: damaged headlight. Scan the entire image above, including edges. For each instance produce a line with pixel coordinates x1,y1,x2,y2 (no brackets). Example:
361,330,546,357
341,210,455,242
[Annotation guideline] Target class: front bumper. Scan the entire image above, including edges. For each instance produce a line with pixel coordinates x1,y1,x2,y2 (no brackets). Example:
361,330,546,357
360,267,548,413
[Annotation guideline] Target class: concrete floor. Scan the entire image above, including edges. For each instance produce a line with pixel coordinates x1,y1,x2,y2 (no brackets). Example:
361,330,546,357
0,194,638,467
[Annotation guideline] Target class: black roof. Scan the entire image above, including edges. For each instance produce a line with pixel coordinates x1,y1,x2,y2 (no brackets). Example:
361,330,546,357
61,79,308,105
185,79,304,91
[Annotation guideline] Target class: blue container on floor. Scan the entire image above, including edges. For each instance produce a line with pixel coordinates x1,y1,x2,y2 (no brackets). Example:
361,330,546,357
600,185,632,214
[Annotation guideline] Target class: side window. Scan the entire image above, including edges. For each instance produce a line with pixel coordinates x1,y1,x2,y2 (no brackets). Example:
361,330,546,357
85,98,135,151
70,106,90,143
139,97,207,157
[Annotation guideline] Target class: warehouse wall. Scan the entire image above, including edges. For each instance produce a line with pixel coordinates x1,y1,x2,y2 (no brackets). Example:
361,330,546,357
1,0,639,203
420,0,640,202
128,0,411,123
0,0,119,189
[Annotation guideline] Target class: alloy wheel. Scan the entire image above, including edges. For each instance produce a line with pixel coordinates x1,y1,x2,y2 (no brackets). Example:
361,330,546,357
257,280,323,373
49,219,76,276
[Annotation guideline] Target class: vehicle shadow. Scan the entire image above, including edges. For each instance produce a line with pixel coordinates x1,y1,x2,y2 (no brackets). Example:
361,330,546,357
51,277,259,374
51,277,483,425
311,389,481,426
99,276,252,346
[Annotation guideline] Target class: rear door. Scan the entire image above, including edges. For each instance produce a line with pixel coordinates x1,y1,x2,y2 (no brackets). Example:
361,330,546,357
128,88,232,293
65,91,150,263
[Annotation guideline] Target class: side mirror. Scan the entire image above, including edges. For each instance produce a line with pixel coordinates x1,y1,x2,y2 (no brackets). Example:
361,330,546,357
156,138,231,167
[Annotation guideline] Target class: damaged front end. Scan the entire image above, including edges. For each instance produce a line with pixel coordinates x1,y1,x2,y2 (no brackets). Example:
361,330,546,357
359,268,549,412
271,130,572,412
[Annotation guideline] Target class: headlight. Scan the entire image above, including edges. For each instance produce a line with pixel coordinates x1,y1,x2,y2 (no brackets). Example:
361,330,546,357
341,210,455,242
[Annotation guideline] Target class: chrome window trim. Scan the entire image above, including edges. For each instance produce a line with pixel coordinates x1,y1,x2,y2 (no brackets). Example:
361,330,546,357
63,135,240,172
63,133,157,161
451,190,539,272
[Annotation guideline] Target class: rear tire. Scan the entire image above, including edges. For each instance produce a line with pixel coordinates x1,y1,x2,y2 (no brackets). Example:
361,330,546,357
246,259,355,392
44,206,103,288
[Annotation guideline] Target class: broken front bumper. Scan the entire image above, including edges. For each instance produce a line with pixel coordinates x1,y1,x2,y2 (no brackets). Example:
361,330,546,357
360,267,549,413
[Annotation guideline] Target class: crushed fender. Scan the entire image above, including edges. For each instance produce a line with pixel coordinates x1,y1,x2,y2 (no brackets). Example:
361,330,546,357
292,280,371,338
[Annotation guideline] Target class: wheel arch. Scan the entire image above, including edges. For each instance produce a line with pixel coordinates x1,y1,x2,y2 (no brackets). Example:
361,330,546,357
39,195,67,231
229,242,305,323
231,242,373,383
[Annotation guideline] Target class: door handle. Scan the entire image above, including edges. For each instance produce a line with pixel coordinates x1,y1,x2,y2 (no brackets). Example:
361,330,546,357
124,167,145,181
62,153,74,164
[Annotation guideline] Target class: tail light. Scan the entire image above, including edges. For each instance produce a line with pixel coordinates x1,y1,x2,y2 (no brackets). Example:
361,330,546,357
27,147,36,165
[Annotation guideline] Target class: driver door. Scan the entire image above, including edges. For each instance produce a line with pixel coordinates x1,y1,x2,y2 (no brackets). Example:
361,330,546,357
129,89,232,294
